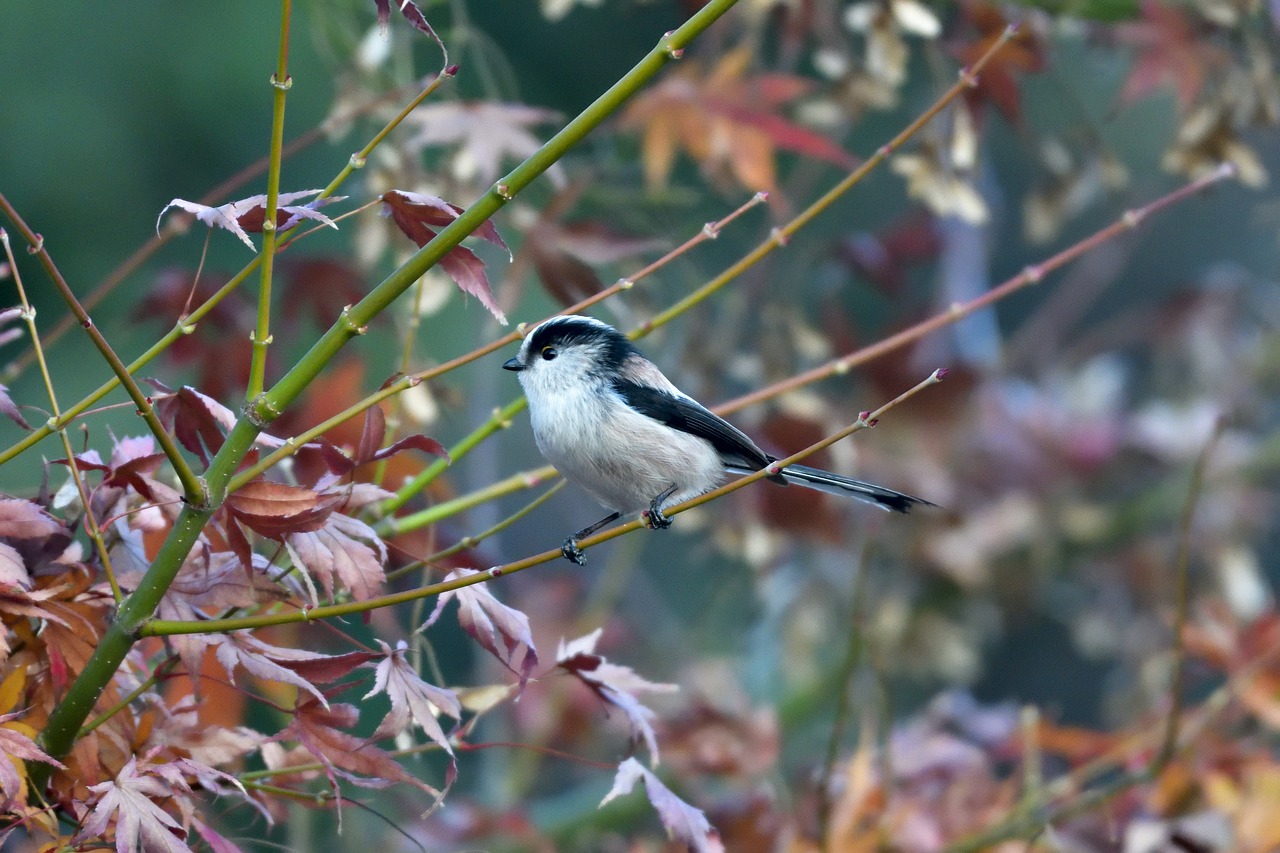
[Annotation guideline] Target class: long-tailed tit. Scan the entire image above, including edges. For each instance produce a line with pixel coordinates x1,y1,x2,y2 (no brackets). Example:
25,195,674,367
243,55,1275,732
503,315,931,564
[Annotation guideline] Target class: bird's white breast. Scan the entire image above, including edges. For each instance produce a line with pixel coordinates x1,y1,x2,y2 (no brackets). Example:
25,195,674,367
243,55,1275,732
526,380,724,515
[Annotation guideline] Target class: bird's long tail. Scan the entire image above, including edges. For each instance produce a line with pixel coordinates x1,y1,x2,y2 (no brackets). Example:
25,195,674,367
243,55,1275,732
726,461,933,513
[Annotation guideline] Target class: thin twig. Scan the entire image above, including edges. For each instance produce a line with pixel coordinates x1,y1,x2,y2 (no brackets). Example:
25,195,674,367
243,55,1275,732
0,194,207,504
384,479,567,583
719,162,1238,416
1154,417,1223,769
141,368,945,637
1,230,122,600
0,72,456,470
236,191,770,502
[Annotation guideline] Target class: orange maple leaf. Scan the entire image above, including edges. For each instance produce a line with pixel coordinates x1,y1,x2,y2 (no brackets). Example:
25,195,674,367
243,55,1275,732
620,46,855,198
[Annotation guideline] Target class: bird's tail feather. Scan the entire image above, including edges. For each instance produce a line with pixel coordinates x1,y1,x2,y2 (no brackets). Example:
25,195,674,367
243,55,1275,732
727,462,933,513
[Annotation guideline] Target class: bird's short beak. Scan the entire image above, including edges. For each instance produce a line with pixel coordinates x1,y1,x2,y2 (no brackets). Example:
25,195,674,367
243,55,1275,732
502,357,524,372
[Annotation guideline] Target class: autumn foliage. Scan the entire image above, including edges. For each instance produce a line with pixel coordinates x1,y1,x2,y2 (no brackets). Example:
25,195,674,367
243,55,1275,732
1,1,1278,852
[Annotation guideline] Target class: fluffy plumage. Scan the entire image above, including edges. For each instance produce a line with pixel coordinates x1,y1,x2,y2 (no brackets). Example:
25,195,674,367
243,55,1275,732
504,315,930,562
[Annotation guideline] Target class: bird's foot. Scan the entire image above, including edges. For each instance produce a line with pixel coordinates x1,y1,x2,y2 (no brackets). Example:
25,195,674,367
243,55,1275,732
643,485,678,530
561,537,587,566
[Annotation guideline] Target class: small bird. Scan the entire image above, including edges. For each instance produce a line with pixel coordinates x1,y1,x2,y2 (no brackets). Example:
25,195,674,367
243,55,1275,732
503,315,931,564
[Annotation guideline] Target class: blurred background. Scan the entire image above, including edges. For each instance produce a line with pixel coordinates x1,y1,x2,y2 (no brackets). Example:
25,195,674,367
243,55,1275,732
3,0,1279,849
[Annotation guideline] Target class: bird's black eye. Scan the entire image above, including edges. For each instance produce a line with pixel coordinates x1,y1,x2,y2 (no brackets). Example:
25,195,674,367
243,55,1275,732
541,346,558,361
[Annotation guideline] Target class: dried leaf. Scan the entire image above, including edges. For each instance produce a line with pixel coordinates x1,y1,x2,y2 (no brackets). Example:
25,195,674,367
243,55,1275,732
279,257,370,329
1114,0,1226,111
226,480,340,539
272,698,446,800
363,639,462,747
557,628,677,766
402,101,562,186
621,45,855,198
380,190,510,324
211,632,336,708
284,510,387,601
0,384,31,430
0,711,67,803
0,497,68,542
600,757,724,853
371,0,445,57
75,756,193,853
157,190,344,252
422,569,538,687
952,3,1046,123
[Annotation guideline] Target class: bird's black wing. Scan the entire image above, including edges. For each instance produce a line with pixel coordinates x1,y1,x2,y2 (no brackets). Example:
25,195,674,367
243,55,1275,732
611,379,771,470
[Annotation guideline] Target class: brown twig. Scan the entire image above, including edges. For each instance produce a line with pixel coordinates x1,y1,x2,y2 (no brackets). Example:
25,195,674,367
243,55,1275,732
0,194,207,504
142,368,945,637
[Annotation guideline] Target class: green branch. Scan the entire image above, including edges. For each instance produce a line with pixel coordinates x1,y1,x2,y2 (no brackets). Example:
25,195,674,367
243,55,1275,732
141,367,944,638
0,64,457,470
247,0,295,400
0,194,207,505
31,0,742,781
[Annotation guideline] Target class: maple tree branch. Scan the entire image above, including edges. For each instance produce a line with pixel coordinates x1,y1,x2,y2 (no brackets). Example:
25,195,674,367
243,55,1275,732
230,189,768,496
0,230,122,601
33,0,742,778
0,70,457,471
644,24,1018,336
384,480,568,583
140,368,943,637
0,193,207,505
1153,418,1222,769
371,30,1020,514
247,0,294,401
717,162,1239,416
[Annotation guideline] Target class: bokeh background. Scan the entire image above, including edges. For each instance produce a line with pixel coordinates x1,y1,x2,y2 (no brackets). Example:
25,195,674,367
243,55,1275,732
3,0,1280,849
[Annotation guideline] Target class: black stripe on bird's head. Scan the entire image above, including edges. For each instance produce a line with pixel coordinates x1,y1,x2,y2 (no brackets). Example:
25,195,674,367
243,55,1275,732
510,315,636,373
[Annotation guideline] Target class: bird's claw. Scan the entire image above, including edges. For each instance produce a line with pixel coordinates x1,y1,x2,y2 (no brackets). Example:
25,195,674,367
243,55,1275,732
561,537,587,566
644,494,674,530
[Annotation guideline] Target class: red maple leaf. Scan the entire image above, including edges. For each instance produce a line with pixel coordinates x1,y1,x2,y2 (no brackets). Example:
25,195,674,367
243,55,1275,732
1113,0,1228,111
380,190,511,324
